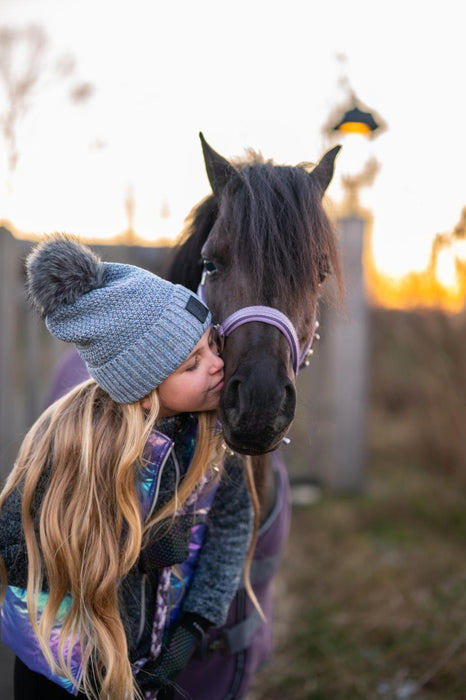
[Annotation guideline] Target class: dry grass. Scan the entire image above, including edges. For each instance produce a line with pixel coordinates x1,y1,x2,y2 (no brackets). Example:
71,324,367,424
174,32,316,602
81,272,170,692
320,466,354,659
247,308,466,700
370,309,466,484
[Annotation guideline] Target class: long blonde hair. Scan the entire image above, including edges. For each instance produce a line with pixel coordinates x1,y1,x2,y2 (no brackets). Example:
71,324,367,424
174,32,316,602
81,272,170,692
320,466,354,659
0,379,222,700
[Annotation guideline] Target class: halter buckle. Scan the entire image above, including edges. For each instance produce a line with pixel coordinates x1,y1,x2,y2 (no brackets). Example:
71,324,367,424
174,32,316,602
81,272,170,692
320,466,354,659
212,324,225,354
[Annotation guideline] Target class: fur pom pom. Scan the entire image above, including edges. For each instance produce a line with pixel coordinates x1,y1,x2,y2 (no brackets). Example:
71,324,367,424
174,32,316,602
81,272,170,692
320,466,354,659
26,234,105,316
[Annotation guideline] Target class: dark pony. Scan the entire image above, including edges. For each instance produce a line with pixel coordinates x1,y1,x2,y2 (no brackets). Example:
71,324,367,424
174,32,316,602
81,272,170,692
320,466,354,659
169,134,342,479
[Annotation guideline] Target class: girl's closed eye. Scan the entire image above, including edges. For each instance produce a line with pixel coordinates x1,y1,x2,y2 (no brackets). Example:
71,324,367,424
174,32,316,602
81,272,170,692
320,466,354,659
184,357,199,372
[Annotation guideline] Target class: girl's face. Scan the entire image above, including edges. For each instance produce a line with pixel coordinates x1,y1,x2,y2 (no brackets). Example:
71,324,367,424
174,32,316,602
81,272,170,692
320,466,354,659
151,328,224,417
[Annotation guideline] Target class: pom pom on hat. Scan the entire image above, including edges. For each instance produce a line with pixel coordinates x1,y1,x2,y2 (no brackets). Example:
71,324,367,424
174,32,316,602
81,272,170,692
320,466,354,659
27,234,105,317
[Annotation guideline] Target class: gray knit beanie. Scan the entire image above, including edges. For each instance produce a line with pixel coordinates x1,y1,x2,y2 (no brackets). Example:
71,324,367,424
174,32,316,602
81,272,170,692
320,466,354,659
26,234,211,403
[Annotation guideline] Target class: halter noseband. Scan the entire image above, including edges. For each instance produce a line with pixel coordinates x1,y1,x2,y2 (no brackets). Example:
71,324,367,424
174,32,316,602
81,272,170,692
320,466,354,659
198,268,319,375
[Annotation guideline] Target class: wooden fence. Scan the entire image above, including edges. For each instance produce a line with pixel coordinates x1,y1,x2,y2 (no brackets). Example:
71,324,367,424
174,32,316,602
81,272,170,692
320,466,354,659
0,221,368,491
0,227,171,484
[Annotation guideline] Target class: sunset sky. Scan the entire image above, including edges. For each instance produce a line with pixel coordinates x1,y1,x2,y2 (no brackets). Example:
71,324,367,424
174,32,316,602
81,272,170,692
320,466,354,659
1,0,466,280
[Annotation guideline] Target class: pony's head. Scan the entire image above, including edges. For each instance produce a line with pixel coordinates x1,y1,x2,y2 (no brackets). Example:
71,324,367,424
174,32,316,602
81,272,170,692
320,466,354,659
170,134,342,455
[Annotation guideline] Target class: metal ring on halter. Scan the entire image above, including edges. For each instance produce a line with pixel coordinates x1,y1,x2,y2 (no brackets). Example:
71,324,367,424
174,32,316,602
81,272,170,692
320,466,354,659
300,320,320,367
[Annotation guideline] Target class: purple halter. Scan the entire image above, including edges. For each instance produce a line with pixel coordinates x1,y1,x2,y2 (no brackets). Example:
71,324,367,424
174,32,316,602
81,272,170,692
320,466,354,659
197,268,319,375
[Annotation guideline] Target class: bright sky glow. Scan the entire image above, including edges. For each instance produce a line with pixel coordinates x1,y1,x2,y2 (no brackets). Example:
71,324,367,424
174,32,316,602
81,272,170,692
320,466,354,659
1,0,466,279
436,248,457,289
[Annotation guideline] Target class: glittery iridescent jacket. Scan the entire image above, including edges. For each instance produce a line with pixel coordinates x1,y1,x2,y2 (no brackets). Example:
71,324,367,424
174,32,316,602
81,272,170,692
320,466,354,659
0,414,253,695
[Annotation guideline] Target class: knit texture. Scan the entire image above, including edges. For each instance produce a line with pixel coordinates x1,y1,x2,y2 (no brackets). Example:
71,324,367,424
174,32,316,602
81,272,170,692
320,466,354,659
26,235,211,403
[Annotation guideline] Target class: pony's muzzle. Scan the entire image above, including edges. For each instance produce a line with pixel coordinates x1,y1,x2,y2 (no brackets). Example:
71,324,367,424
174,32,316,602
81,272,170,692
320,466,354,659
221,365,296,454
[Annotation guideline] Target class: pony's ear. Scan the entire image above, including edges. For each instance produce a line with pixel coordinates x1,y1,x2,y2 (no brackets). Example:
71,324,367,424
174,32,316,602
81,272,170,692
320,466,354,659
311,145,342,194
200,132,237,197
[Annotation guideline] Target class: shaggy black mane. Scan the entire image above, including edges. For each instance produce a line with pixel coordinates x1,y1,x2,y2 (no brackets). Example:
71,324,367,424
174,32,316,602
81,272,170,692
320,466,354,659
168,151,341,300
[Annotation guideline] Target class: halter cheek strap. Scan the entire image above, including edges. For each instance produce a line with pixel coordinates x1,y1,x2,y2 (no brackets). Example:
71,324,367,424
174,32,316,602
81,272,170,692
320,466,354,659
197,275,319,375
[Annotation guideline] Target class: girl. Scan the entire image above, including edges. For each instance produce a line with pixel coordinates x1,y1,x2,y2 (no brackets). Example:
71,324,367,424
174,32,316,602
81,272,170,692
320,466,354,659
0,235,254,700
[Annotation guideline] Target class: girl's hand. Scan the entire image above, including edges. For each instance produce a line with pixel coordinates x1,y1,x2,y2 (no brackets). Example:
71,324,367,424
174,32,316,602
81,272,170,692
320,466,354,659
137,612,212,691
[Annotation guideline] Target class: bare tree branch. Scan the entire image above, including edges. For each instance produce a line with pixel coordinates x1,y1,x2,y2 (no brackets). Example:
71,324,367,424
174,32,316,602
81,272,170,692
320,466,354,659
0,25,47,171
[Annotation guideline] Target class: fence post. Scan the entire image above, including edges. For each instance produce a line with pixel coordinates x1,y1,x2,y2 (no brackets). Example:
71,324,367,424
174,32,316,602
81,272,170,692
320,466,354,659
0,227,18,482
330,215,368,491
287,214,368,493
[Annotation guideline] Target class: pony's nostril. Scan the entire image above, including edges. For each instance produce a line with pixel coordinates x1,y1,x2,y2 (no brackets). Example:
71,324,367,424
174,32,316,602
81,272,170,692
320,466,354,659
281,383,296,414
273,383,296,433
223,379,241,416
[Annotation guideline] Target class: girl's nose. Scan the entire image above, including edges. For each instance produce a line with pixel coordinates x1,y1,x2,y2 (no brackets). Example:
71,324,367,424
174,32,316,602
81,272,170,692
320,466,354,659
210,351,224,372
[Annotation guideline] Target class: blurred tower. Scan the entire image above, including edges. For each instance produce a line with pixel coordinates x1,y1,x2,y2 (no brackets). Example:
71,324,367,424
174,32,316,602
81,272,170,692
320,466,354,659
325,91,385,491
290,83,385,493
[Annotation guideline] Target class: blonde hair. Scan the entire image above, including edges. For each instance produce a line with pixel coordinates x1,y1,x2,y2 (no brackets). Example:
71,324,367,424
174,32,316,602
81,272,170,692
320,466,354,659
0,379,222,700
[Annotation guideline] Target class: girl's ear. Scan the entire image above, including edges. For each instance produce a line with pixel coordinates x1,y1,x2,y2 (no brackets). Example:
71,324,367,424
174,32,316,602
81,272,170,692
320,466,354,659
141,395,152,411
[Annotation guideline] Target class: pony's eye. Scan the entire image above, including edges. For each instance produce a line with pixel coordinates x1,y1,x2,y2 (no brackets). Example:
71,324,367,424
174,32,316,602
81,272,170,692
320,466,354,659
203,260,217,276
318,254,331,283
